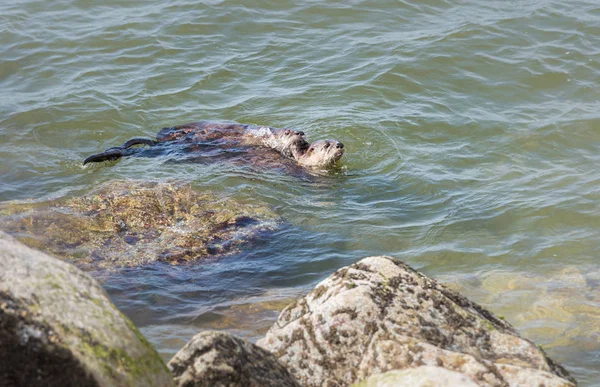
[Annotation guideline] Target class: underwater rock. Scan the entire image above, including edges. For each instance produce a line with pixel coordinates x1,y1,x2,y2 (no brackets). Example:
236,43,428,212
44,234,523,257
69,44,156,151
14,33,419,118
257,256,576,387
168,330,299,387
0,180,280,271
440,266,600,363
0,231,173,387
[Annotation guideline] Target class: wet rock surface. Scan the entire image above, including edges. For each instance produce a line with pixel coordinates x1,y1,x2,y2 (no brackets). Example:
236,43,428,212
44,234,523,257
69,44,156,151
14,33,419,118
257,256,576,387
168,330,299,387
0,180,280,270
0,231,173,387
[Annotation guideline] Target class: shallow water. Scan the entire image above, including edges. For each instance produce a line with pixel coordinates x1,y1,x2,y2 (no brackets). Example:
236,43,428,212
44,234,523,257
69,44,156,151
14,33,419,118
1,0,600,384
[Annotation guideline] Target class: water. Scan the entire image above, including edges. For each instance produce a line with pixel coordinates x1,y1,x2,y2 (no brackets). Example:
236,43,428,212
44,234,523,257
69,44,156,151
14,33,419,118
2,0,600,384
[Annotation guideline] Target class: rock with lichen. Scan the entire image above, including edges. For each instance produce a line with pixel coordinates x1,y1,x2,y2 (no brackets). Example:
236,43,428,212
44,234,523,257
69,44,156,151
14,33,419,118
0,180,280,271
168,330,300,387
257,256,576,387
0,231,173,387
350,366,480,387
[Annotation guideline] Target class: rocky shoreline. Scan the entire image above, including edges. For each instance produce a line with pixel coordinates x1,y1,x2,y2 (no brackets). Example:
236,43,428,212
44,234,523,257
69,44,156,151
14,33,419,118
0,231,576,386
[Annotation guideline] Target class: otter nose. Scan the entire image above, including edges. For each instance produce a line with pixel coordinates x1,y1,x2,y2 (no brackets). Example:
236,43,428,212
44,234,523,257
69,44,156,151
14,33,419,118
336,142,344,149
296,131,305,136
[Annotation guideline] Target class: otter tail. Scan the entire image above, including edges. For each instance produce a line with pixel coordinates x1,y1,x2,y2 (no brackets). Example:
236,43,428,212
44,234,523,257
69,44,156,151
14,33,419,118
83,148,126,165
120,138,157,149
83,137,157,165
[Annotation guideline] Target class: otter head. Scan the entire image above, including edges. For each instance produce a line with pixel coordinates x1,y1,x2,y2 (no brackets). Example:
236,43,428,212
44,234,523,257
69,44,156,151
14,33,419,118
271,128,310,158
296,139,345,168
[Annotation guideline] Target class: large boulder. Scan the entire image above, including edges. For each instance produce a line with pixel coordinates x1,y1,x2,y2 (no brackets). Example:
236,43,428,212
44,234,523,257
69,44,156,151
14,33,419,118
257,256,576,387
350,366,480,387
168,330,299,387
0,231,173,387
0,180,280,270
350,366,574,387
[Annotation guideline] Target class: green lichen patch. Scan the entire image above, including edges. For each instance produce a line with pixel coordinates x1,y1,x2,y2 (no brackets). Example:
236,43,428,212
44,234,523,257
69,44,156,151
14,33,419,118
1,232,175,386
0,291,98,387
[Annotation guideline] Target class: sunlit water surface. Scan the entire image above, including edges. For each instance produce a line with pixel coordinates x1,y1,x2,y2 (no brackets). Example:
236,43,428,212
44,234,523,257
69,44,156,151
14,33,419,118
1,0,599,384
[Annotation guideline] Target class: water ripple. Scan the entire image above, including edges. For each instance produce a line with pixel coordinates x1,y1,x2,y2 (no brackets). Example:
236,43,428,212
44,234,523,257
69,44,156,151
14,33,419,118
2,0,600,383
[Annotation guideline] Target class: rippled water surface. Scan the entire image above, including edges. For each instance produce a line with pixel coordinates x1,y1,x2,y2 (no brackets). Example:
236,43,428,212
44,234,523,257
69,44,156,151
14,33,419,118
2,0,600,384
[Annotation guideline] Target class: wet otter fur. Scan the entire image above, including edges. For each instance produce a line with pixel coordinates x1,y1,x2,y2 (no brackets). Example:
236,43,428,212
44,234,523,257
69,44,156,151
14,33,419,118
295,139,345,168
83,121,344,171
155,122,309,159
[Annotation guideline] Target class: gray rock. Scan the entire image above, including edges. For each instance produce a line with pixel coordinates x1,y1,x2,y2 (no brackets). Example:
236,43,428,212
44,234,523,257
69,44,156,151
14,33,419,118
0,231,173,387
350,366,480,387
168,330,299,387
258,256,576,387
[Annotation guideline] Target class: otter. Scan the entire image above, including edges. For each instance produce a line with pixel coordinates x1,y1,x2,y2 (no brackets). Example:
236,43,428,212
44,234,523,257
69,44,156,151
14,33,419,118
295,139,345,168
155,122,309,159
83,121,344,171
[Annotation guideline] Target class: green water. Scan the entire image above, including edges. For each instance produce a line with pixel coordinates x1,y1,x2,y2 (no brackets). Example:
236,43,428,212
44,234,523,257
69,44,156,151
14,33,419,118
1,0,599,384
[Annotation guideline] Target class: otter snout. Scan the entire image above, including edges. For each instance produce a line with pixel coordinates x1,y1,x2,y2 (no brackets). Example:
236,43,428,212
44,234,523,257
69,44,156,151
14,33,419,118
336,142,344,149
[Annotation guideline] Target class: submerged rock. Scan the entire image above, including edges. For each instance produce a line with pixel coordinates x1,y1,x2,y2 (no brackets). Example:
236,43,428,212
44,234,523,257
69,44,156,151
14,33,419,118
0,231,173,387
0,180,280,270
257,256,576,387
441,266,600,364
168,330,299,387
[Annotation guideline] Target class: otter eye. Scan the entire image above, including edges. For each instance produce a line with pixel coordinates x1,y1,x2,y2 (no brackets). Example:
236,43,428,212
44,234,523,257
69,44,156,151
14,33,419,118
324,143,330,149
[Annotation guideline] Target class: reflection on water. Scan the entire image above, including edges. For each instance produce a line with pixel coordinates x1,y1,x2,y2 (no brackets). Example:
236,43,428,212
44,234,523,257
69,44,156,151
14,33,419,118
1,0,600,384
